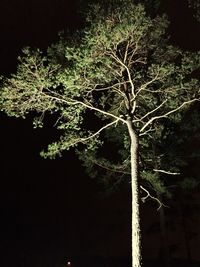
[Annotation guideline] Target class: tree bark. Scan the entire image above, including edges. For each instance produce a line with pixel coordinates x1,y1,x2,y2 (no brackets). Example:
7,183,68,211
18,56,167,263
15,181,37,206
127,118,141,267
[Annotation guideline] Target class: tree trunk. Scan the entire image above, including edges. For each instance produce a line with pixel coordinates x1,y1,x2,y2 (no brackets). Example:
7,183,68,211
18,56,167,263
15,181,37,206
127,118,141,267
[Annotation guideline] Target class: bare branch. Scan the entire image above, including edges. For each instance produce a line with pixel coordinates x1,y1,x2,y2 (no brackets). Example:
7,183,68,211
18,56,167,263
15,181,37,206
86,81,129,100
108,51,136,98
92,159,131,175
69,119,120,147
136,99,168,123
140,185,169,210
153,169,180,175
134,73,160,98
140,98,199,132
139,128,155,137
131,100,137,114
53,114,64,127
127,36,143,66
41,90,127,124
123,41,130,63
86,81,126,93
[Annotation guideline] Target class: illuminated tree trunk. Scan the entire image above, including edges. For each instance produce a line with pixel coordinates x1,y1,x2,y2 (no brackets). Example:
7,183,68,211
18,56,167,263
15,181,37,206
127,118,141,267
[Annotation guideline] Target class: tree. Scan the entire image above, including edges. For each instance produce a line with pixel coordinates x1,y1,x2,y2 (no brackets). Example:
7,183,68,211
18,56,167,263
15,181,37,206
1,1,200,267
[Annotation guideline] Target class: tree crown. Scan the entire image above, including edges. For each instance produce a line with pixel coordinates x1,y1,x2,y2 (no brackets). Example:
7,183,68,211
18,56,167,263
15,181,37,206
1,1,199,195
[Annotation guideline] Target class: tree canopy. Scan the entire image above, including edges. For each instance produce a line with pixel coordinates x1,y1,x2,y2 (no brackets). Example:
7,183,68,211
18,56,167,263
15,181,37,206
1,1,199,191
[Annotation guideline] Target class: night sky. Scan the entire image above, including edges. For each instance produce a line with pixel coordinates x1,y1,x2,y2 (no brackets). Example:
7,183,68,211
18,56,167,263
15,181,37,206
1,1,200,267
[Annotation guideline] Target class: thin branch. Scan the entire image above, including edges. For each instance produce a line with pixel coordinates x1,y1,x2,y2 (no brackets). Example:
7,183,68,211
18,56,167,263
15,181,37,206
86,81,129,101
69,98,127,123
41,89,127,124
108,51,136,98
123,41,130,63
135,99,168,123
127,37,143,66
69,119,120,147
140,185,168,210
92,159,131,175
53,114,64,127
110,99,125,115
105,62,123,77
153,169,180,175
134,73,160,98
139,128,155,137
86,81,127,93
140,98,199,132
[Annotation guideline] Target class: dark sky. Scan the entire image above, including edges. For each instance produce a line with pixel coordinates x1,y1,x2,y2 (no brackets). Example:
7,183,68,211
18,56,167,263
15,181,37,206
0,0,82,74
0,1,200,267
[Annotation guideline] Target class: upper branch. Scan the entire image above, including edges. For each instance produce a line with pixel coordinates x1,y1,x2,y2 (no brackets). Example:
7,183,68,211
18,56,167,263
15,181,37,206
135,99,168,123
108,51,136,99
140,98,199,132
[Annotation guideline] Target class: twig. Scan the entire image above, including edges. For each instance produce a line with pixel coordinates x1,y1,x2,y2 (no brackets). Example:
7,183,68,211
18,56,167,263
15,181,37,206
140,185,169,210
153,169,180,175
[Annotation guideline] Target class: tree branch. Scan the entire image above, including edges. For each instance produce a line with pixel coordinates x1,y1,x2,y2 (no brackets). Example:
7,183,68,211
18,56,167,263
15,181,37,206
91,159,131,175
108,51,136,98
134,73,160,98
68,119,120,147
41,89,127,124
140,98,199,132
153,169,180,175
139,128,155,137
135,99,168,123
123,41,130,63
83,119,119,140
140,185,168,210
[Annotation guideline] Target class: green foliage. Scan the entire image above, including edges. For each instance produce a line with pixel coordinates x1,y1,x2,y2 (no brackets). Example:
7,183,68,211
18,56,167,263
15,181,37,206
141,171,166,194
0,47,60,117
1,0,199,196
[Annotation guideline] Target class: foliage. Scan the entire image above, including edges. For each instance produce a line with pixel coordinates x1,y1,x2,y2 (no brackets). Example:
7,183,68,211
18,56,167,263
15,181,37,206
1,0,200,196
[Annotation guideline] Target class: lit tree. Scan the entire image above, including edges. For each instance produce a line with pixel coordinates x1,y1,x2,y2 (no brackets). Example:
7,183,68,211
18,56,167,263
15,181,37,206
1,1,199,266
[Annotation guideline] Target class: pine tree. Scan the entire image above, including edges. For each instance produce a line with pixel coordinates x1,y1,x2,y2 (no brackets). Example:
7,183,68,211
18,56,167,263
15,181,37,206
1,1,199,266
